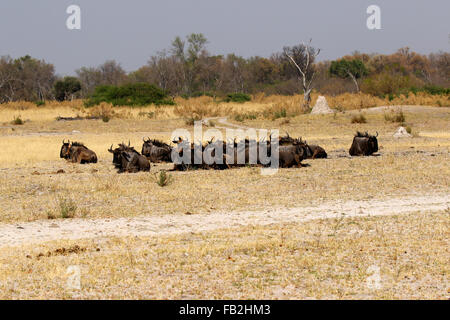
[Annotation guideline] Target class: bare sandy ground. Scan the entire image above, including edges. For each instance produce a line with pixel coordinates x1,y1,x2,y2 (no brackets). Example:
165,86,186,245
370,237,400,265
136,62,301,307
1,194,448,248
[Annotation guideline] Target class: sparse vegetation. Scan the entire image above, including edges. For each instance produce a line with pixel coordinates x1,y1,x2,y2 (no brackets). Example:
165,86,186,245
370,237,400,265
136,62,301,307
154,170,173,187
224,93,251,103
57,197,77,219
384,109,406,123
11,116,24,125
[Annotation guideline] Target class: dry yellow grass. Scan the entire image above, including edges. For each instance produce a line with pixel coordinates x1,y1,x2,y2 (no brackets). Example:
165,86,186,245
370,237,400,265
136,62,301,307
0,210,448,299
0,105,448,223
0,98,448,300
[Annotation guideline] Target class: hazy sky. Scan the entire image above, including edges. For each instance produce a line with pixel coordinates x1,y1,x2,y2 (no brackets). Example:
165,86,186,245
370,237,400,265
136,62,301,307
1,0,448,75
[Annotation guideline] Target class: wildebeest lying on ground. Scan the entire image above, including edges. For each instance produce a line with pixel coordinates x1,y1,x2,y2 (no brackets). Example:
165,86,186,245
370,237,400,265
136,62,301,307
278,133,327,159
349,131,379,156
141,138,172,163
108,142,150,173
171,136,305,169
60,140,98,164
278,141,306,168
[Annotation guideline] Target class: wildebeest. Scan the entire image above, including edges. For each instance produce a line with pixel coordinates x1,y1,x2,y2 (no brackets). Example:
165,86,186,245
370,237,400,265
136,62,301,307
60,140,98,164
278,139,308,168
279,133,327,159
108,142,150,173
304,144,327,159
141,138,172,163
60,140,71,160
349,131,379,156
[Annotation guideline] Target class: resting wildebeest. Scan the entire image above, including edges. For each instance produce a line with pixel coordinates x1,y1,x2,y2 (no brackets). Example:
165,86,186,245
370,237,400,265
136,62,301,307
141,138,172,163
349,131,379,156
304,143,327,159
60,140,71,160
108,143,150,173
278,140,308,168
278,133,327,159
60,140,98,164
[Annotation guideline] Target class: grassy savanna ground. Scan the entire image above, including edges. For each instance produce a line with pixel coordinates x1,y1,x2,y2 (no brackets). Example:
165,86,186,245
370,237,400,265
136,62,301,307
0,211,448,299
0,95,449,299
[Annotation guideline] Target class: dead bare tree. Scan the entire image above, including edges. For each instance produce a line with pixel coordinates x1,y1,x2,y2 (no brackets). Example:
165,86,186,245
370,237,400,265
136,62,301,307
283,40,320,111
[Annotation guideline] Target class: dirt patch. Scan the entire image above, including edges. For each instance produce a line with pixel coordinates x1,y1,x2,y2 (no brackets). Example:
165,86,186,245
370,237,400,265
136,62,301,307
0,194,448,248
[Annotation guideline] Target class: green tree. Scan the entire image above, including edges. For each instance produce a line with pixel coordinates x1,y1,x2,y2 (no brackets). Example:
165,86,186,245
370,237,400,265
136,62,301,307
329,59,368,92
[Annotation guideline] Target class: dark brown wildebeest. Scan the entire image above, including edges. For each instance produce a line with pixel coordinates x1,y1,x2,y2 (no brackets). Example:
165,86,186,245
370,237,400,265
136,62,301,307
278,133,327,159
278,140,307,168
60,140,71,160
141,138,172,163
108,143,150,173
60,140,97,164
304,143,327,159
349,131,379,156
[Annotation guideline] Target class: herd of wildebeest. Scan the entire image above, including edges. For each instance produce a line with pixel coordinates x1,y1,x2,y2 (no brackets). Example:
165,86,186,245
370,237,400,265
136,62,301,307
59,131,379,173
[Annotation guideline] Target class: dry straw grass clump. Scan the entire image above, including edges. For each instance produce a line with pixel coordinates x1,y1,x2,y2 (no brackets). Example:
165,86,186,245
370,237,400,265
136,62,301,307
174,96,232,119
384,109,406,123
351,113,367,124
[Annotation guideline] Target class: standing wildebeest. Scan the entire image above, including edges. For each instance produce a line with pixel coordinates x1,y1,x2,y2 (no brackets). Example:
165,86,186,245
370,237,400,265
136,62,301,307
349,131,379,156
108,143,150,173
60,140,97,164
141,138,172,163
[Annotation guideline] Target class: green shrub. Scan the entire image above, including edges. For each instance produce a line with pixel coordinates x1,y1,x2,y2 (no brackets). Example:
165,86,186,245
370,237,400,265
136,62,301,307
421,85,450,95
224,93,251,103
12,116,24,125
85,83,175,107
272,108,287,120
181,91,214,99
35,100,46,107
154,170,173,187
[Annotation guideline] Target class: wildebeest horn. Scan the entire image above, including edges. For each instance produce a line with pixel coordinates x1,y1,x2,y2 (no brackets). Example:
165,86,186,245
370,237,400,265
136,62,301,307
376,131,379,137
286,131,290,138
128,140,130,146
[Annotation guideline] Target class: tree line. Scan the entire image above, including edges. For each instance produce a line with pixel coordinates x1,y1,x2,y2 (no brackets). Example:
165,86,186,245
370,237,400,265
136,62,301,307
1,33,449,107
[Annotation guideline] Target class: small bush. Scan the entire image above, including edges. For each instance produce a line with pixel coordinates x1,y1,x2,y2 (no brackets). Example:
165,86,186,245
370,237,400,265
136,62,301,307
351,113,367,124
405,126,412,134
155,170,173,187
384,109,405,123
185,114,202,125
272,108,287,120
138,111,155,119
35,100,45,107
12,116,24,125
58,197,77,219
224,93,251,103
233,112,258,122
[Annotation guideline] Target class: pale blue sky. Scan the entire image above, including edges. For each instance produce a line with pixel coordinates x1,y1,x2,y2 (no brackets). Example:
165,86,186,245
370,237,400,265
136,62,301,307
0,0,448,75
